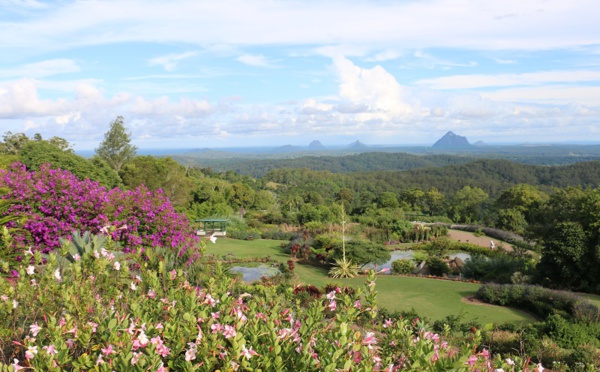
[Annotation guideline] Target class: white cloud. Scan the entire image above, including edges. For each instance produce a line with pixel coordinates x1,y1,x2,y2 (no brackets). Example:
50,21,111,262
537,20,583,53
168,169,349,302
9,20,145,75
0,59,80,79
2,0,599,53
416,70,600,90
333,56,417,121
148,51,198,72
236,54,276,68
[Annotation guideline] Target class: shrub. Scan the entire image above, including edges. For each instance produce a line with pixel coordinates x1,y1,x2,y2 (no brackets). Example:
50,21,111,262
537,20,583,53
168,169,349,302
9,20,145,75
475,284,600,322
227,229,262,240
462,256,528,284
426,257,449,276
260,229,296,241
391,259,415,275
0,163,197,254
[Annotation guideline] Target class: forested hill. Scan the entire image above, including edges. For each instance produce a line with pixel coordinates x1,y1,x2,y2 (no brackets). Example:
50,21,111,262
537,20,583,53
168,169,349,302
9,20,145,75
265,159,600,198
176,152,479,177
173,149,600,178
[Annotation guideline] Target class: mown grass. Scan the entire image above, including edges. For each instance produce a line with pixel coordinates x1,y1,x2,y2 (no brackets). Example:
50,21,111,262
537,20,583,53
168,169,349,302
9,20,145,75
204,237,536,324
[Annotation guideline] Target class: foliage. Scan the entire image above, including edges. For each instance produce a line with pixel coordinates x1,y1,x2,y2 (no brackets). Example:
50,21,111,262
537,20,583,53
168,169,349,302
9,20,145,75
328,256,360,278
259,229,296,241
426,257,450,276
95,116,137,173
328,239,390,267
462,256,530,284
391,259,415,275
227,229,262,240
120,156,194,208
476,284,600,322
0,163,197,254
0,244,534,372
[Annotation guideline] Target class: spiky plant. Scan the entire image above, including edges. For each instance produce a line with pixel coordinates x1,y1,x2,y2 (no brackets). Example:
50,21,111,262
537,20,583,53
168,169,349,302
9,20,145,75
329,204,359,278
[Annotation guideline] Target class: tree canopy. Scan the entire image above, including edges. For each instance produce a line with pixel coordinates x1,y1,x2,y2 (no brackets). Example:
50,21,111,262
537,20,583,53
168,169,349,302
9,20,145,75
95,116,137,173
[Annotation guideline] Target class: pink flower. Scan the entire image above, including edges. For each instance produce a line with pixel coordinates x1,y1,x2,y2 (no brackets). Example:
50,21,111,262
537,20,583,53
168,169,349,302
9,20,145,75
536,363,544,372
383,318,393,328
12,359,25,371
363,332,378,349
30,323,42,336
223,325,237,339
466,355,478,367
113,261,120,271
185,343,197,361
88,322,99,333
25,345,38,360
157,362,168,372
43,345,58,355
131,352,142,365
354,300,361,309
326,291,336,300
241,345,258,359
328,300,337,311
148,289,156,299
101,344,116,356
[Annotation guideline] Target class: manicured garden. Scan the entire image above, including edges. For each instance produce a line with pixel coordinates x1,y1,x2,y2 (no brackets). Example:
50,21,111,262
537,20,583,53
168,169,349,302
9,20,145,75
205,238,536,324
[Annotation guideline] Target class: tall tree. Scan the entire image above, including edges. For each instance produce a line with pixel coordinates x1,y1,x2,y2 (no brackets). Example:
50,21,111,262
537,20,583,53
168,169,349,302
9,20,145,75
95,116,137,172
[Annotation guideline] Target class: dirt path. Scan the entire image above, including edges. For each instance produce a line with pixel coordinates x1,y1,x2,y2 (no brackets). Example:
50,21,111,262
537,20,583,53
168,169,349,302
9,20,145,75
447,229,514,252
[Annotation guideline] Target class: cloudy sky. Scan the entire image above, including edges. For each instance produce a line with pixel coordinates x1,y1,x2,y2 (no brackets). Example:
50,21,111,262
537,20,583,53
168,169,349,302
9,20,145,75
1,0,599,150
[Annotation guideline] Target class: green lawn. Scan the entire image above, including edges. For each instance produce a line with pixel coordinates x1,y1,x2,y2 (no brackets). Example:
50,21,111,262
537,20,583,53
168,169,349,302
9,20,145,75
204,238,536,324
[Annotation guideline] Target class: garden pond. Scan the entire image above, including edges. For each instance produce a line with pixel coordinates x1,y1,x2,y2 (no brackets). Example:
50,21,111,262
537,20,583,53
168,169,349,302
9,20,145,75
228,264,281,283
362,250,472,272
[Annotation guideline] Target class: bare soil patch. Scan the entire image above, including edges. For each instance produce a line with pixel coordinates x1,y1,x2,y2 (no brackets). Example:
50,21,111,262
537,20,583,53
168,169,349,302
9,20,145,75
447,229,514,252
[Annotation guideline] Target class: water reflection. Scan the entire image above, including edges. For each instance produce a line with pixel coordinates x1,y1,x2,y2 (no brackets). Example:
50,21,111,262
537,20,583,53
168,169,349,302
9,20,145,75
363,251,472,273
229,265,281,283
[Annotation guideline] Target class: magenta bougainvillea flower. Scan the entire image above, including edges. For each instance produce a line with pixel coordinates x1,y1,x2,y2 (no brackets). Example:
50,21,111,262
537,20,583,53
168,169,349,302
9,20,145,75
0,163,197,254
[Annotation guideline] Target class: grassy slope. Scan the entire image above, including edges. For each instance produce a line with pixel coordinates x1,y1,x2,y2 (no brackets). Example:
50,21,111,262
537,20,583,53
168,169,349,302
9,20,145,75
204,238,536,324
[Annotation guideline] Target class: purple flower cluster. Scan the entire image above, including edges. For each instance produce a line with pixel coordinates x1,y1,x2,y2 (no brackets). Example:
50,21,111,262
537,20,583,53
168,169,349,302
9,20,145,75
0,163,197,254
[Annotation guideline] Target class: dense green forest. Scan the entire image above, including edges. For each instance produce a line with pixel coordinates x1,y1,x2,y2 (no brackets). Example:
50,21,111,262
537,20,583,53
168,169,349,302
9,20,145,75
172,145,600,177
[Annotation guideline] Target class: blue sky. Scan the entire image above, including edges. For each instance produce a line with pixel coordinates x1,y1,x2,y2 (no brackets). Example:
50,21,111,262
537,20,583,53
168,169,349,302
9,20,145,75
1,0,599,150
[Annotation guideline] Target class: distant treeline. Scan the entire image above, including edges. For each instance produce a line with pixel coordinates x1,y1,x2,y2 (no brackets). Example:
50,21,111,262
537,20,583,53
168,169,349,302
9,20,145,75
262,159,600,199
173,150,600,178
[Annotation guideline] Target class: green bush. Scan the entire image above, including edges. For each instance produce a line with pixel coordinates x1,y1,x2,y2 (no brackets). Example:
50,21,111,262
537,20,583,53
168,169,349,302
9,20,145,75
228,229,262,240
426,257,449,276
462,255,529,284
260,229,296,241
475,284,600,322
391,259,415,275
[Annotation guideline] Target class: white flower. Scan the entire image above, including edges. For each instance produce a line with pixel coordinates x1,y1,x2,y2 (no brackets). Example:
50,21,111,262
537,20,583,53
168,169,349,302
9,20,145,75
130,282,137,291
26,265,35,275
72,254,81,261
12,299,18,309
113,261,121,271
209,234,217,244
54,269,62,282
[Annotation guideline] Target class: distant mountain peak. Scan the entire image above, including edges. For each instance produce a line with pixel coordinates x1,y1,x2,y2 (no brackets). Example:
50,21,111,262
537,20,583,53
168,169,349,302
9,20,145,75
308,140,324,149
348,140,368,149
473,140,487,147
432,131,472,148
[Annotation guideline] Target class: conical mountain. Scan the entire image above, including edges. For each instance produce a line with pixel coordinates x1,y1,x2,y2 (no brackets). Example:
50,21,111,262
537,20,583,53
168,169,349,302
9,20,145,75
432,131,472,148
